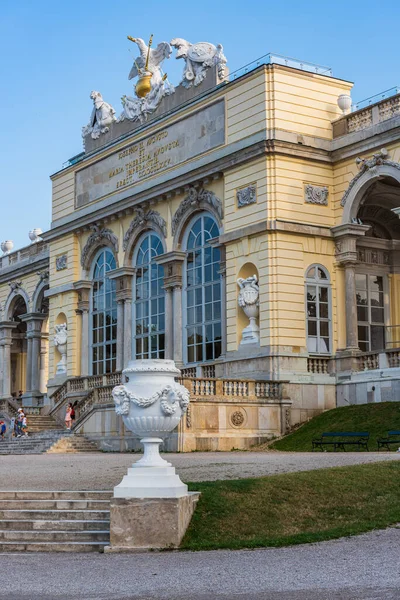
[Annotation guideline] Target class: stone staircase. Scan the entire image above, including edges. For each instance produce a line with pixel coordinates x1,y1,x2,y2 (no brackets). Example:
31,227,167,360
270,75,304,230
47,435,99,453
25,414,62,433
0,431,100,455
0,491,111,552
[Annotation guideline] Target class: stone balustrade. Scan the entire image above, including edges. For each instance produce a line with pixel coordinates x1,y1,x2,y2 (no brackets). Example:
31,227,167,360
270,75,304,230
179,377,285,401
307,357,330,374
0,241,48,272
332,93,400,138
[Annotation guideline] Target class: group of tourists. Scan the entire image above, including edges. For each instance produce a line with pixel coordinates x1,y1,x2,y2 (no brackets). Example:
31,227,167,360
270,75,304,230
0,408,28,440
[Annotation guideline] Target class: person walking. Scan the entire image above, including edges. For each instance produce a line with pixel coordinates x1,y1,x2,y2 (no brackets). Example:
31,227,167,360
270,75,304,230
21,415,28,437
0,421,6,440
65,403,73,431
16,408,25,438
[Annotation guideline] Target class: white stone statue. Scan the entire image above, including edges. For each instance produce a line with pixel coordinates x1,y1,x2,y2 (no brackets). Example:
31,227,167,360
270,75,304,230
112,359,190,498
54,323,68,375
82,91,116,140
119,35,175,124
237,275,260,345
170,38,227,88
127,36,172,88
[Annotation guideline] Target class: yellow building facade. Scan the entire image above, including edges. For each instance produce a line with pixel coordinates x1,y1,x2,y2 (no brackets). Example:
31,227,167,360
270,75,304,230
1,51,400,450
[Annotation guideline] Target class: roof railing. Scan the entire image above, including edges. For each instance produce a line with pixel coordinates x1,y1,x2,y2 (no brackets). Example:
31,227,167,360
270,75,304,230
352,86,400,112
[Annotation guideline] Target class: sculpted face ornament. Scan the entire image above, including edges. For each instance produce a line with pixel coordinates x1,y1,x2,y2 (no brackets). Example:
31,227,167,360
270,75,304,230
170,38,227,88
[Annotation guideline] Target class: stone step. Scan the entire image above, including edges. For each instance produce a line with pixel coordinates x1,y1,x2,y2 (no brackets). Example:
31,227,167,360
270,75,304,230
0,529,110,542
0,519,110,531
0,499,110,510
0,509,110,520
0,541,107,552
0,491,112,500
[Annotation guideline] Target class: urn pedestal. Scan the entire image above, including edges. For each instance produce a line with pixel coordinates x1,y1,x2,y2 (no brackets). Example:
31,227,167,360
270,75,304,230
106,359,199,551
237,275,260,346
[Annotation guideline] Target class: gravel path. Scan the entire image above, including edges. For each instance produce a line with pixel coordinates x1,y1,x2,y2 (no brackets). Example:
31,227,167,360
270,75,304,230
0,527,399,599
0,451,398,490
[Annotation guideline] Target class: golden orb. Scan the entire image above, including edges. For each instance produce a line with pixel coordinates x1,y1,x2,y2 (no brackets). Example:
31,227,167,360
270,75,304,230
135,73,152,99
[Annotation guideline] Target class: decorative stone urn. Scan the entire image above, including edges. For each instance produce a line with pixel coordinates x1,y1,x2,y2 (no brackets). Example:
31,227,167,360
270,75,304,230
337,93,352,115
112,359,190,498
237,275,260,345
29,228,42,244
1,240,14,255
54,323,68,375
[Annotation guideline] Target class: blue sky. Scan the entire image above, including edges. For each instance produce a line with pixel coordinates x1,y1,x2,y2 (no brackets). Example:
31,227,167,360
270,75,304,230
1,0,399,250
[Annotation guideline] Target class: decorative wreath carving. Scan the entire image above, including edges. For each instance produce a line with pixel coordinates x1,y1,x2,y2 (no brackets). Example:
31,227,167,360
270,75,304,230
112,384,190,416
230,410,245,427
172,187,223,236
123,207,167,251
81,225,119,268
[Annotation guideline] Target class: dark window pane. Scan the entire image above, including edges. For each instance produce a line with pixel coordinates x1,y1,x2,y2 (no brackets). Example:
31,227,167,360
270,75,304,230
308,321,317,336
320,303,328,319
356,274,367,290
371,307,384,324
357,306,368,322
371,326,385,351
320,321,329,337
319,287,328,303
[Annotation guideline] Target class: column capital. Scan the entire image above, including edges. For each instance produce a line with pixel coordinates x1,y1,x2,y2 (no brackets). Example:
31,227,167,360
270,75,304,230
109,267,135,302
331,223,371,265
74,280,92,307
155,251,186,289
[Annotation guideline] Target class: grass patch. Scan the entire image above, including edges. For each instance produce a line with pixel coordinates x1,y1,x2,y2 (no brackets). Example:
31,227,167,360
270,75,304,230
182,461,400,551
270,401,400,452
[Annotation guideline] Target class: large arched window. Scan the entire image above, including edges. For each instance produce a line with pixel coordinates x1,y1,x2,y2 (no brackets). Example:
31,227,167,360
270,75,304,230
184,214,221,364
134,233,165,359
306,265,331,354
91,248,117,374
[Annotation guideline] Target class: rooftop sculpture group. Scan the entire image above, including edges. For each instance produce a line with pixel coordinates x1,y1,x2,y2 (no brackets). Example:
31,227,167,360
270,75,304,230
82,34,227,139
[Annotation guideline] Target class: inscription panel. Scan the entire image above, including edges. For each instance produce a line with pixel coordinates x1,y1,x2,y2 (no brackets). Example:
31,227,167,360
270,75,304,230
76,101,225,207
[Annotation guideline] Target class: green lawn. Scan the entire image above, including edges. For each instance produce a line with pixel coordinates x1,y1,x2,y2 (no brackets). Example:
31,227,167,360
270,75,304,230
270,402,400,452
182,461,400,551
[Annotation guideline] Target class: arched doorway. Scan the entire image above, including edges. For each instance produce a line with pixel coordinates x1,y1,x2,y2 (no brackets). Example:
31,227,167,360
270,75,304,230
9,296,28,399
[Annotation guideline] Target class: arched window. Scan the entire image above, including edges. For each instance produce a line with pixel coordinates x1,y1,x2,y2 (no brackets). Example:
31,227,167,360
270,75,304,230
134,233,165,359
306,265,331,354
184,214,221,364
91,248,117,374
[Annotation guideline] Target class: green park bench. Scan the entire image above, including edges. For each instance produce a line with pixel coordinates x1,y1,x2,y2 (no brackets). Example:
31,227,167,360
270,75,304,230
377,430,400,451
312,432,370,452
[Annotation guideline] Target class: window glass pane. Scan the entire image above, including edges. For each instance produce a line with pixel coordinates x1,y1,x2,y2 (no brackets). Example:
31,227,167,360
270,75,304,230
356,274,367,290
133,233,165,361
308,321,317,336
317,268,327,280
320,321,329,337
370,291,384,308
320,303,328,319
370,276,383,293
371,307,384,324
185,214,221,363
371,326,385,351
319,287,328,303
307,302,316,318
307,267,315,279
357,305,368,322
320,337,330,352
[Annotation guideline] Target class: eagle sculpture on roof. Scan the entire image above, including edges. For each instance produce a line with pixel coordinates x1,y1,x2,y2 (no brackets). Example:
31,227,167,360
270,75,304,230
127,35,172,87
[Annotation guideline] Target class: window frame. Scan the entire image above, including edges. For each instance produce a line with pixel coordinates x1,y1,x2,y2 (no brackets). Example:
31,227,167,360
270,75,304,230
305,264,332,356
132,231,166,360
356,271,388,352
182,212,222,366
89,247,117,375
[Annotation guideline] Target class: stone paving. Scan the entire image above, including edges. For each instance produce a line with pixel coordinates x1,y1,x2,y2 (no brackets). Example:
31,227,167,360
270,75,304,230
0,526,399,599
0,450,398,490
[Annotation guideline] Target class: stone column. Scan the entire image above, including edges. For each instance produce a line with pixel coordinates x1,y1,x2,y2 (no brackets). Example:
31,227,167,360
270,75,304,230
173,285,183,367
155,252,186,368
164,288,173,360
108,268,135,370
73,281,92,377
20,314,47,405
116,300,125,371
219,259,227,358
331,223,370,355
0,322,17,399
344,261,359,350
123,299,132,367
39,339,48,394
